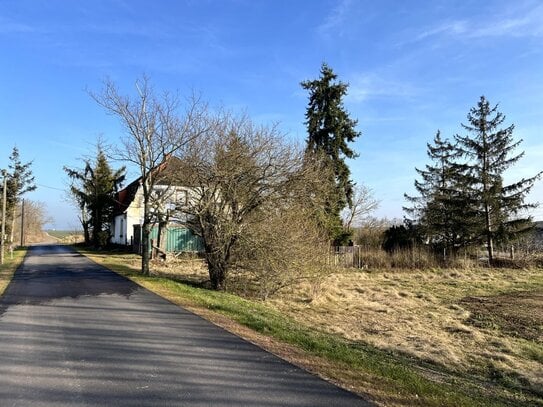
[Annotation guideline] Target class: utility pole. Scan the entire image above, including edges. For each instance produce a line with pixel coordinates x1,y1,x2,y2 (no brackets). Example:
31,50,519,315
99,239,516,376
20,198,25,247
1,171,7,265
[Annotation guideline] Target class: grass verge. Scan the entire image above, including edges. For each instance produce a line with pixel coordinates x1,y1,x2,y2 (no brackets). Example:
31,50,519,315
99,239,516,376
0,247,27,296
78,248,541,407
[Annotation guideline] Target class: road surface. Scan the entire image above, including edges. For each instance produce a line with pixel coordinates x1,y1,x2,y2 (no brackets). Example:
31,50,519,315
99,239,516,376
0,245,372,406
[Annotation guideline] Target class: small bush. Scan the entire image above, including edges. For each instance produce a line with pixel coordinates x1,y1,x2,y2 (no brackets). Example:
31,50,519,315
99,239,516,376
234,206,333,300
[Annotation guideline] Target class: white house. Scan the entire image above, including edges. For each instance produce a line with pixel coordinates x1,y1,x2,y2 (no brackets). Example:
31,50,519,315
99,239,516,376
110,180,189,246
110,177,142,245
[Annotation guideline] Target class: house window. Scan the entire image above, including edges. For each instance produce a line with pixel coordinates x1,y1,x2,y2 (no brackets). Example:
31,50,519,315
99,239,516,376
120,218,124,238
176,190,188,207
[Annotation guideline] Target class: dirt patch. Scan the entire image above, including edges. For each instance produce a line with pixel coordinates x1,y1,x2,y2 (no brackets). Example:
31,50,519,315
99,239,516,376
460,291,543,341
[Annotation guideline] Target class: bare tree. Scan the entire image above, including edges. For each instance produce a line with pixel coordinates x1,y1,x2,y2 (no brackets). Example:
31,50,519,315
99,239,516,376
64,187,90,244
352,216,394,248
148,183,178,252
236,199,332,299
174,113,326,290
12,200,51,244
342,184,379,232
6,147,36,245
91,76,209,275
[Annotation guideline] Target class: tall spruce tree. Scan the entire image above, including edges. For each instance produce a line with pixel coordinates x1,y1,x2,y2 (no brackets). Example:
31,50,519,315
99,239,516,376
64,146,125,247
6,147,36,244
301,63,360,244
455,96,542,262
405,131,476,258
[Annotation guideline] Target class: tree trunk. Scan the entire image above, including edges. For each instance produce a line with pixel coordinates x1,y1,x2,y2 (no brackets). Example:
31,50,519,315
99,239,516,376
80,207,90,245
92,209,102,247
487,234,494,264
208,262,227,290
141,221,151,275
205,251,227,290
484,202,494,264
157,220,167,252
83,224,90,245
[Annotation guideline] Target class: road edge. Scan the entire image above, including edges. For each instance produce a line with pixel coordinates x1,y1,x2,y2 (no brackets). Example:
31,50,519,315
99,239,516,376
73,246,377,406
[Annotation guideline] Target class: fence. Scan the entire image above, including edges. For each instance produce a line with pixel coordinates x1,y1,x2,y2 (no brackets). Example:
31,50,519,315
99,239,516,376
330,246,364,268
333,243,543,270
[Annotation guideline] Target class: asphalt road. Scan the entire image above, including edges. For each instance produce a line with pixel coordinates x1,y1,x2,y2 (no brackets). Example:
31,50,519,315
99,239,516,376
0,245,372,406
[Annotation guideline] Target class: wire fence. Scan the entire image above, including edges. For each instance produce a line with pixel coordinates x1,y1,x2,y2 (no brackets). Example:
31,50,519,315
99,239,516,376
331,242,543,269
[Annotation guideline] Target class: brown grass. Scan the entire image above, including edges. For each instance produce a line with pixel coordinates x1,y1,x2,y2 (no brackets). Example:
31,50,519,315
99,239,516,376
123,250,543,395
81,247,543,406
150,256,210,282
0,248,27,295
267,267,543,394
123,251,543,394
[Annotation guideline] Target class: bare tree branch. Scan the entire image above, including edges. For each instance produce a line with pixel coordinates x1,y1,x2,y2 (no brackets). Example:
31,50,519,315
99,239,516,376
90,76,211,274
342,184,379,231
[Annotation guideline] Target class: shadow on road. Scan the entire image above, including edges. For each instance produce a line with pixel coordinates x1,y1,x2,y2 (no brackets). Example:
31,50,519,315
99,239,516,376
0,243,373,406
0,245,139,314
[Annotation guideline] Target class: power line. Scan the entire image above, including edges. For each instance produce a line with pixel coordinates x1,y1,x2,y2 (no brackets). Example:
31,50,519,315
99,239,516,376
37,183,65,192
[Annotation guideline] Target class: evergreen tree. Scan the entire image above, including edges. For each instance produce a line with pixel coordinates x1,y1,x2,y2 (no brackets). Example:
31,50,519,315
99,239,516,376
405,131,477,257
455,96,542,262
5,147,36,243
64,146,125,247
382,221,422,253
301,63,361,244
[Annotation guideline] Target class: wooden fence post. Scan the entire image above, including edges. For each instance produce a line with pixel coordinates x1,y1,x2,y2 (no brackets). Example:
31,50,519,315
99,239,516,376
358,245,361,268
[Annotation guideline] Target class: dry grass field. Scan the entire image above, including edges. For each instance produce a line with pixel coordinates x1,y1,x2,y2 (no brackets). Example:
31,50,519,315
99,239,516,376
45,230,85,244
155,257,543,398
82,249,543,405
268,267,543,394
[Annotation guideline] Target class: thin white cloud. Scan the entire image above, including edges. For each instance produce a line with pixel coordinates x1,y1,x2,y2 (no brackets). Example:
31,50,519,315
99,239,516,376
318,0,353,37
411,3,543,44
0,17,37,34
81,22,172,39
347,73,419,103
415,20,469,42
470,4,543,38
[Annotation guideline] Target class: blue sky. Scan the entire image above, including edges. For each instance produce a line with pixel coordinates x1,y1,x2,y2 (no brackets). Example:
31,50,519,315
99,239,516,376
1,0,542,229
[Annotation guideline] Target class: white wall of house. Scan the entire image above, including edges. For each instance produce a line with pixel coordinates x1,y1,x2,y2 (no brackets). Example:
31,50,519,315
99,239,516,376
125,188,144,244
110,214,127,245
110,187,144,245
110,184,192,245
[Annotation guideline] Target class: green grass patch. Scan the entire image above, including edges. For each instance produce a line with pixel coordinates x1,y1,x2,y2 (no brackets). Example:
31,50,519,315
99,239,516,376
78,248,542,407
523,342,543,364
0,247,27,295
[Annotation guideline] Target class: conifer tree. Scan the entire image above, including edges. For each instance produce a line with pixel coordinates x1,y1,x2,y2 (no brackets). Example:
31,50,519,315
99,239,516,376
455,96,542,262
6,147,36,243
301,63,361,244
405,131,476,257
65,146,125,247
